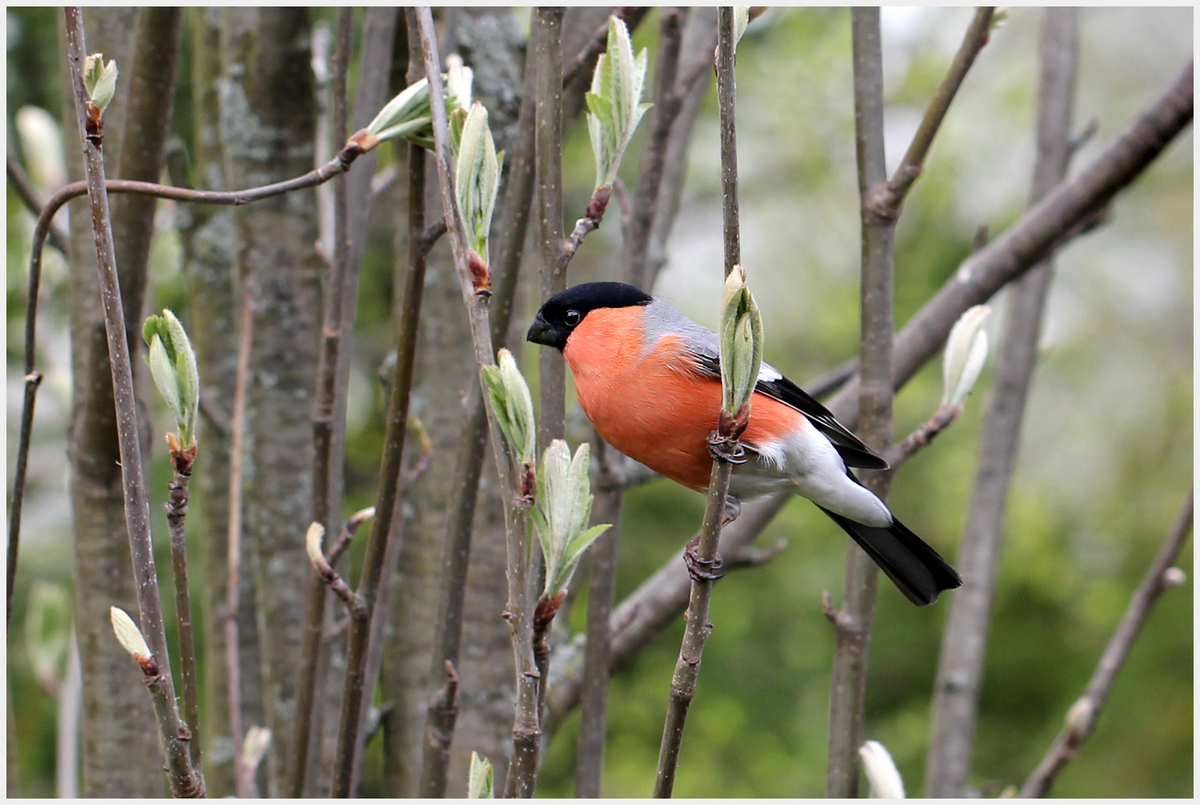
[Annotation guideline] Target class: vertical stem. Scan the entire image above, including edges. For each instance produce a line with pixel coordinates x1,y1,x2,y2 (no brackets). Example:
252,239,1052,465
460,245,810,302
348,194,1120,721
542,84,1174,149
826,10,892,797
925,8,1080,796
652,9,741,797
167,465,203,770
62,7,203,797
536,7,567,451
290,7,353,796
417,22,539,795
574,437,623,797
412,6,542,796
227,293,255,798
717,7,740,277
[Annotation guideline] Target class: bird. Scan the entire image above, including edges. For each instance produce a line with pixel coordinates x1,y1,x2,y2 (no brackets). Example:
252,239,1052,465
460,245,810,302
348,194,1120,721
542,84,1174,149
526,281,962,606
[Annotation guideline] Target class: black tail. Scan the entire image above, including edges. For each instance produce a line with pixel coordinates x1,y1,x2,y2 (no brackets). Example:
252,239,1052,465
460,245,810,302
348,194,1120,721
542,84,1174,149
819,507,962,606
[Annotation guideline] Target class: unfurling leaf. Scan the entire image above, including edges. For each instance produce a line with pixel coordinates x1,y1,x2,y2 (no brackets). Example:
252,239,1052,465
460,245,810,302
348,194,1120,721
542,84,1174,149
468,751,495,798
533,440,611,596
83,53,118,111
585,16,651,188
481,349,536,467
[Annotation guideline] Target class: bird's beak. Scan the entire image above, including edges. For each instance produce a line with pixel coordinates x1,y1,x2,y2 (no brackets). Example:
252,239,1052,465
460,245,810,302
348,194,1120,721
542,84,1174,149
526,312,555,347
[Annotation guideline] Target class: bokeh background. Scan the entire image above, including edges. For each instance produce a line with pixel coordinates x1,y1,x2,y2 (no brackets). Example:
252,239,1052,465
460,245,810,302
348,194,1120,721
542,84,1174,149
7,7,1192,797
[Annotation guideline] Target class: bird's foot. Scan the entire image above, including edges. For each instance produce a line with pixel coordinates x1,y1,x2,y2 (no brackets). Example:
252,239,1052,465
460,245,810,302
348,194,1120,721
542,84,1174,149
706,430,748,464
721,495,741,527
684,536,725,582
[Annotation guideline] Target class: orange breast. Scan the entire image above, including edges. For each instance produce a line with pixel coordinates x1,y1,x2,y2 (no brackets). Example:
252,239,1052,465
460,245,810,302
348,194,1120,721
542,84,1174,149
563,307,807,492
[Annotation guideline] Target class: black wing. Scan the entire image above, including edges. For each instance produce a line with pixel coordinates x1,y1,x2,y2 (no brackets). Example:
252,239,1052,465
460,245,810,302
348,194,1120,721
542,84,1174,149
693,352,888,471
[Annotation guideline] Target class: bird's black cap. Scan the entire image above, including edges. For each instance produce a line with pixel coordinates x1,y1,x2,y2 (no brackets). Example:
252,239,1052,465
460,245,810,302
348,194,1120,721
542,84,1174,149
527,282,652,350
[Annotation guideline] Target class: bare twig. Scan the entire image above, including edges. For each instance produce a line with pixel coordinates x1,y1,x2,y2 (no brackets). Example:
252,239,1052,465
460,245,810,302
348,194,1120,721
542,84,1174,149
330,112,429,805
227,292,255,799
574,435,624,797
7,152,69,253
870,8,995,215
653,10,741,797
165,450,203,770
63,7,203,797
1020,492,1193,797
926,10,1079,795
826,11,892,797
307,524,368,620
625,8,687,291
536,7,568,454
289,8,354,795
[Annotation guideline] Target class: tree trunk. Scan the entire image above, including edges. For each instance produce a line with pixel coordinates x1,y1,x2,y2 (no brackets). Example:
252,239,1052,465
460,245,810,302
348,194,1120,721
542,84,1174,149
176,8,265,796
219,7,322,796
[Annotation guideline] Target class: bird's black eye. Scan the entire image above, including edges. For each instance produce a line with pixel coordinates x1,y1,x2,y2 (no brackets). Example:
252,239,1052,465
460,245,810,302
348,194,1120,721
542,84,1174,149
563,309,582,327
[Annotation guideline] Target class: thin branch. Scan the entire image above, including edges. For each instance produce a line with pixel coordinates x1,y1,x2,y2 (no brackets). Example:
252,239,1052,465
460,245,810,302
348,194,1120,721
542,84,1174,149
7,152,69,253
653,10,741,797
625,8,687,291
870,8,995,215
536,7,568,454
829,58,1193,423
165,450,203,770
418,20,539,794
826,11,891,797
8,134,370,626
63,7,203,797
414,7,544,797
926,10,1079,794
574,435,624,797
1020,491,1193,798
290,7,353,796
226,292,255,799
329,111,428,805
308,526,368,620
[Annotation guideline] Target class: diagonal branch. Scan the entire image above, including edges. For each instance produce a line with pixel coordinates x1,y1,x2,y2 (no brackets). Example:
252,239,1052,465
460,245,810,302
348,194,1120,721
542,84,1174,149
1021,491,1193,797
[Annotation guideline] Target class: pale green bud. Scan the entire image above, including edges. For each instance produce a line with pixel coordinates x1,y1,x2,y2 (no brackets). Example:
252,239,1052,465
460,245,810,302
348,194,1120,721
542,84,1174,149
585,16,652,188
858,740,906,799
83,53,118,111
109,606,152,662
242,726,272,772
941,305,991,408
455,102,503,261
480,349,537,466
467,751,494,798
143,310,200,447
532,440,611,596
719,265,764,416
305,522,326,568
732,7,751,52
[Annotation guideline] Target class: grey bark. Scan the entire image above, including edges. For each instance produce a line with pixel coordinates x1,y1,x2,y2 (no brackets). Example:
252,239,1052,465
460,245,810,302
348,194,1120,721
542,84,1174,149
60,7,170,796
219,8,322,796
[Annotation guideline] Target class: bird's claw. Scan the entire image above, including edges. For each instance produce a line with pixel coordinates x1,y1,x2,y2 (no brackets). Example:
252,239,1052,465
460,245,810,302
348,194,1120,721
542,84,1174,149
706,431,748,464
684,536,725,582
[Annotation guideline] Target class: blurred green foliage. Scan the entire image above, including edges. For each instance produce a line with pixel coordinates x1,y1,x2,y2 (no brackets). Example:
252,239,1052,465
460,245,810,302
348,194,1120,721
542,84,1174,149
6,6,1191,799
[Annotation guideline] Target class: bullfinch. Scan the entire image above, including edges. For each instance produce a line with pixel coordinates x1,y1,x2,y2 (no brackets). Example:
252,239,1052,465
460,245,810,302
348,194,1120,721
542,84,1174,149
526,281,962,606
